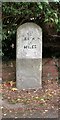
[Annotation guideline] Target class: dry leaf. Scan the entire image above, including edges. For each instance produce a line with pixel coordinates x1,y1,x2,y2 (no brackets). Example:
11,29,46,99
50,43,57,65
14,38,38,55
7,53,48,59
11,88,18,91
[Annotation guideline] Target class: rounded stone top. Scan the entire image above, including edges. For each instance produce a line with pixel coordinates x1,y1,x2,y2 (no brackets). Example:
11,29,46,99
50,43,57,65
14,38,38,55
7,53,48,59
17,22,42,59
17,22,42,32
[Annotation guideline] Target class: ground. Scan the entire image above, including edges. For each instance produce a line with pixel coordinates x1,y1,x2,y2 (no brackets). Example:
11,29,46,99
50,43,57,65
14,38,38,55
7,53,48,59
0,58,60,119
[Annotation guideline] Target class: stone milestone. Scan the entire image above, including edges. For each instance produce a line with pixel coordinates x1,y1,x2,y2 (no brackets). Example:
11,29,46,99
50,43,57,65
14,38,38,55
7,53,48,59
16,22,42,89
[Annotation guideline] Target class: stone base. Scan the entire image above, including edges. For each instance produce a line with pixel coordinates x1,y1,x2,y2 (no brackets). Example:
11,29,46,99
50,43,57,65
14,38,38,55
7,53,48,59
16,59,42,89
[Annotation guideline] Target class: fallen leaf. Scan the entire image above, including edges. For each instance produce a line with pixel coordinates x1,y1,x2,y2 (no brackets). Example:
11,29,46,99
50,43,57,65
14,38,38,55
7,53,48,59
4,113,6,116
11,88,18,91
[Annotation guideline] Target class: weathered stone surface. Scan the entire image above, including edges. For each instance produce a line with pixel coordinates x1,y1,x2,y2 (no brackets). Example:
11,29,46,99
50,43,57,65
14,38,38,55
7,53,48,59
16,22,42,89
16,59,42,89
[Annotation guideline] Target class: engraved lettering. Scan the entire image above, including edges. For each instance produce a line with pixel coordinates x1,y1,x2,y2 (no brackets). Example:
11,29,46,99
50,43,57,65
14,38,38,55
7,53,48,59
32,45,36,48
24,45,36,49
24,46,27,48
